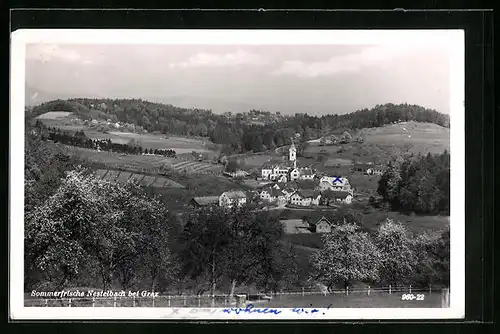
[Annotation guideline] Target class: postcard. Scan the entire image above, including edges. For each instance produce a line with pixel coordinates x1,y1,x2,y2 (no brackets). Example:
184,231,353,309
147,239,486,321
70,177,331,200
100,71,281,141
10,29,465,320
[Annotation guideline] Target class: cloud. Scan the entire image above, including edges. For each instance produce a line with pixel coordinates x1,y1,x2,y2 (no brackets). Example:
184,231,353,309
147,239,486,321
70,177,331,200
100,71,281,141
169,50,268,69
26,44,93,64
272,45,421,78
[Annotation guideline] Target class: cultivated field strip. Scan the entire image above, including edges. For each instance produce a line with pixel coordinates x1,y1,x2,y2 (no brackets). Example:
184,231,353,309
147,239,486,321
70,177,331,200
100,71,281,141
164,159,223,174
93,169,185,188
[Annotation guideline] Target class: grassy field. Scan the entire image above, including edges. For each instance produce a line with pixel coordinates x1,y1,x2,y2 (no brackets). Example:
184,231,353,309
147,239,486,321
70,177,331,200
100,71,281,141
359,210,450,235
305,122,450,163
39,114,215,154
93,169,185,188
166,159,223,174
283,233,324,249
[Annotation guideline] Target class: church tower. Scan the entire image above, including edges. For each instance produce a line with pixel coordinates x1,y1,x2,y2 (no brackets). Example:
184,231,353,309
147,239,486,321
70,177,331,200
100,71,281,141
289,140,297,168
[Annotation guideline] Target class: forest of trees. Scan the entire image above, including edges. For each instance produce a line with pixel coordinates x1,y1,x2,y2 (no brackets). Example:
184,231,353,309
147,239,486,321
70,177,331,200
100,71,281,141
31,99,450,155
377,151,450,215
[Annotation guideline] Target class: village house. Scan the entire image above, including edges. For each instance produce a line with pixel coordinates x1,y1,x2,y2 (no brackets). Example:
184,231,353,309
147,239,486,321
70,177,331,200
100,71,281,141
260,187,286,203
219,190,248,208
326,190,353,205
313,216,333,233
366,166,385,176
288,168,301,181
319,176,352,192
290,189,322,207
298,167,315,180
190,196,220,208
352,162,373,173
261,163,274,179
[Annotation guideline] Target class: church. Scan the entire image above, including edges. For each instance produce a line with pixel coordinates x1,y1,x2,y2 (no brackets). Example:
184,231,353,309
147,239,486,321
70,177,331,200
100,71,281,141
260,141,316,182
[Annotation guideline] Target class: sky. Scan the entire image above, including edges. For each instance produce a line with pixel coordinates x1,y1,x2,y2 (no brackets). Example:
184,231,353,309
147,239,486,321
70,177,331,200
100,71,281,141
25,43,450,115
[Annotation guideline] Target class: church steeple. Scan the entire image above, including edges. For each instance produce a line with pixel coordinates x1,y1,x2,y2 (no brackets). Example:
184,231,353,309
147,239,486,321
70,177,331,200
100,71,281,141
289,139,297,168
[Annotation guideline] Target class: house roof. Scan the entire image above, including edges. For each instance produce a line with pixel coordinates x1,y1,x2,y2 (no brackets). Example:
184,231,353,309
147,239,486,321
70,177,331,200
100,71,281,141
293,179,318,189
262,163,274,169
223,190,247,199
293,189,320,199
325,190,352,199
320,176,349,186
275,182,287,189
299,168,315,175
191,196,219,206
314,216,333,226
271,188,285,197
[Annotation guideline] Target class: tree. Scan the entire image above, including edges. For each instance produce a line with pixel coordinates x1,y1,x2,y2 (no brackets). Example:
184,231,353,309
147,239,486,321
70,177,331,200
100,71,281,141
180,205,288,296
412,225,450,287
225,159,239,173
25,169,174,291
180,207,233,295
310,223,380,290
375,219,416,286
223,208,285,296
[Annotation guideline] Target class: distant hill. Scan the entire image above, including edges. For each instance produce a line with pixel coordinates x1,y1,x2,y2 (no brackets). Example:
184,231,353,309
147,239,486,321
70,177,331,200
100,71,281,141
146,95,267,115
30,98,450,156
25,85,61,106
360,121,450,154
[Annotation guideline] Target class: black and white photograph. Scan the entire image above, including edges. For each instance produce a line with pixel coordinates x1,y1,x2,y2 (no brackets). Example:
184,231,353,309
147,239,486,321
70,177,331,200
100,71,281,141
10,29,465,320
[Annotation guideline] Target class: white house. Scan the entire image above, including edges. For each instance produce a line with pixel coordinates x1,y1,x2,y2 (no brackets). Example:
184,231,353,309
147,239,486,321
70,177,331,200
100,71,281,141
261,163,274,179
319,176,351,192
314,216,333,233
288,168,301,181
329,190,353,204
290,189,321,207
219,190,247,208
298,167,315,180
260,187,286,203
366,166,385,176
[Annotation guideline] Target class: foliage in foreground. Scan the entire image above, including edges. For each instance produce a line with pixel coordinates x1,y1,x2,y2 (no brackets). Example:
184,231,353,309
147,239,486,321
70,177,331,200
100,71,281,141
310,219,450,289
25,169,174,292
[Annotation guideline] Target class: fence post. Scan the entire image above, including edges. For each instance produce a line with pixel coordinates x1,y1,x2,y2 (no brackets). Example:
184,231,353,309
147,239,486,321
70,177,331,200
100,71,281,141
389,285,392,295
211,295,215,308
367,286,371,296
152,294,155,308
114,295,117,307
69,299,72,307
183,295,187,306
441,288,450,308
133,296,136,307
168,295,171,307
409,285,412,294
45,299,48,307
92,297,95,307
198,295,201,308
429,284,432,294
224,296,227,306
346,286,349,296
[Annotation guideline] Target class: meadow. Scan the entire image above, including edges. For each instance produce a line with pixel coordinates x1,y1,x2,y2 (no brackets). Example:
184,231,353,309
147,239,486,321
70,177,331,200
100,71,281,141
38,114,215,154
305,122,450,163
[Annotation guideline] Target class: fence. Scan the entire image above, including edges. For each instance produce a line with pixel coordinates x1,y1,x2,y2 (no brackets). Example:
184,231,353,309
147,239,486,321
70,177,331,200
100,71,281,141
25,285,450,308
